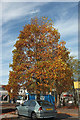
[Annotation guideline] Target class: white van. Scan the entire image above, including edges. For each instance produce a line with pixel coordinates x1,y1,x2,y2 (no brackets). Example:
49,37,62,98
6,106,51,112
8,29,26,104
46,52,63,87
60,92,74,106
16,95,28,104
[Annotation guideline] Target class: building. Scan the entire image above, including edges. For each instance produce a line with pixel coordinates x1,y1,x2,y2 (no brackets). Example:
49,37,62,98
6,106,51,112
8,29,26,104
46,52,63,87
0,85,9,103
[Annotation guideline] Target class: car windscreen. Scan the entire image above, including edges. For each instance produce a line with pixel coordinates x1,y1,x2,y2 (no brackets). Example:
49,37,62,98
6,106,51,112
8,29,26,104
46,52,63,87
37,100,52,106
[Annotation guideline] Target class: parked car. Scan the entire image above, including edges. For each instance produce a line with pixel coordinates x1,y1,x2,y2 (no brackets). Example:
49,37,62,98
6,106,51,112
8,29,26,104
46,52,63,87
15,100,57,120
60,92,74,106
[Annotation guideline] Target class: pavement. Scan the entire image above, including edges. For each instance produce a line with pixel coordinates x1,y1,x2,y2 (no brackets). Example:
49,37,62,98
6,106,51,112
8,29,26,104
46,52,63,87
0,103,79,119
57,108,78,117
0,111,18,120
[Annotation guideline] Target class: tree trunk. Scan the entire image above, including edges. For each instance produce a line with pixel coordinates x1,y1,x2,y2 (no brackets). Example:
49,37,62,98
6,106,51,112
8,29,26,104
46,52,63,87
37,94,40,100
57,94,61,107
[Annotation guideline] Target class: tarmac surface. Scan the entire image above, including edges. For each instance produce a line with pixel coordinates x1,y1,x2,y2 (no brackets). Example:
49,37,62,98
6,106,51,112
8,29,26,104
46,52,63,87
0,103,79,120
0,110,79,120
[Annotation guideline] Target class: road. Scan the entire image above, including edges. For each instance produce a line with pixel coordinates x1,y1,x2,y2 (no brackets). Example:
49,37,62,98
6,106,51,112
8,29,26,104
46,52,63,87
1,115,79,120
0,103,79,120
1,112,79,120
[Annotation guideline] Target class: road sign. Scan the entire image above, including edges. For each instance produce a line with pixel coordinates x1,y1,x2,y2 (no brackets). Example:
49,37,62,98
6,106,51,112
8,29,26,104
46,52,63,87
74,81,80,89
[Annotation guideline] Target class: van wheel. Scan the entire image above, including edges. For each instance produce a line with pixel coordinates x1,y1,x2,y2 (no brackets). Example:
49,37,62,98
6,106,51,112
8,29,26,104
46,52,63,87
31,112,37,120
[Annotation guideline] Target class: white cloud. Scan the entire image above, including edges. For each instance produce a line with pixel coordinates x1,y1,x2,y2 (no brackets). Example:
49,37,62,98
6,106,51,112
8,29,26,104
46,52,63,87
0,63,9,77
1,0,79,2
1,75,9,85
54,18,78,39
2,68,9,77
0,63,2,78
2,3,45,23
3,39,16,47
70,51,78,58
66,37,78,47
66,37,78,59
30,9,40,14
0,3,2,27
2,47,13,62
54,12,78,58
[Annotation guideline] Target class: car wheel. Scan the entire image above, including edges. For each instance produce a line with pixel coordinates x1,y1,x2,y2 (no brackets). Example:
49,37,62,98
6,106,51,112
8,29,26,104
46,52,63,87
15,109,19,116
31,112,37,120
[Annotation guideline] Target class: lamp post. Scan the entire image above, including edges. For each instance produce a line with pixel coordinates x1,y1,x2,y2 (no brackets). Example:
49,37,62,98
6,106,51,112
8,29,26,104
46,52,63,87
11,88,13,103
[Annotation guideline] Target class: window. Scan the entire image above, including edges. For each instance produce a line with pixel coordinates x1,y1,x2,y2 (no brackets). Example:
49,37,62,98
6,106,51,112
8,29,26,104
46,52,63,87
25,96,27,100
0,87,5,90
37,100,52,106
23,100,30,106
1,95,8,101
30,101,36,106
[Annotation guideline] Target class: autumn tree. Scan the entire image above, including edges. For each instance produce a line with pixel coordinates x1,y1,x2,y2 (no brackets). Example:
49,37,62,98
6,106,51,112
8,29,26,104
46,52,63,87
8,17,74,99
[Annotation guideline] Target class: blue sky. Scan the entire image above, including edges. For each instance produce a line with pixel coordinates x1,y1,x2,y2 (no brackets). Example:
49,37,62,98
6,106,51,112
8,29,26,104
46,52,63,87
1,2,78,85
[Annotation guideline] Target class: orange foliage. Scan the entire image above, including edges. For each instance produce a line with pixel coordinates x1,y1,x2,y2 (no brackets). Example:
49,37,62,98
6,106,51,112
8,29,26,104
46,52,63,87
8,17,74,98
